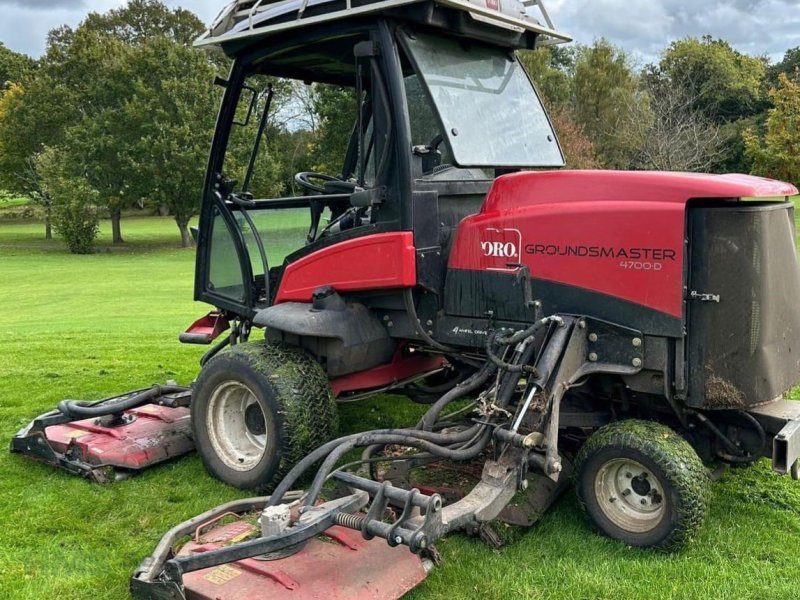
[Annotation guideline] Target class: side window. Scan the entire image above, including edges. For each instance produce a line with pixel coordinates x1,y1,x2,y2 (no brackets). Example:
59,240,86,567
208,208,246,303
404,73,454,166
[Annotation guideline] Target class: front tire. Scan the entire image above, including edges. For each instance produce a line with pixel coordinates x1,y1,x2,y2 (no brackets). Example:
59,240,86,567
574,420,710,551
191,342,337,491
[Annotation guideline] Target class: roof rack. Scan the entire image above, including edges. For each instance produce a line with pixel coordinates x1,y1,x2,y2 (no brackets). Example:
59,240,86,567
196,0,571,49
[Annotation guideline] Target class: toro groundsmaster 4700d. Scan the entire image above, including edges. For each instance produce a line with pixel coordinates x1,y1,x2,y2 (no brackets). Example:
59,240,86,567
12,0,800,598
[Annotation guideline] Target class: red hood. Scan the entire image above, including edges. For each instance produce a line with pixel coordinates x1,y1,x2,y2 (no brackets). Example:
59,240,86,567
482,170,799,213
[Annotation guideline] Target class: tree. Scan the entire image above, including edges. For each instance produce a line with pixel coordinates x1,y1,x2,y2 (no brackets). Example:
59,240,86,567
518,46,573,110
743,74,800,186
571,40,643,169
547,108,598,169
120,36,220,247
624,79,725,172
0,43,33,90
658,36,768,124
36,146,100,254
769,47,800,85
307,85,356,177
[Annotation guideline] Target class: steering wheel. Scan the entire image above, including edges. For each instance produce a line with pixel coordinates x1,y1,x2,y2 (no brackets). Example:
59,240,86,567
294,172,341,195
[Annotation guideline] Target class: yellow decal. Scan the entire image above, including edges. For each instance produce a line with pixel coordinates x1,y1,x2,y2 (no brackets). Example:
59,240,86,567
203,564,242,585
65,430,89,439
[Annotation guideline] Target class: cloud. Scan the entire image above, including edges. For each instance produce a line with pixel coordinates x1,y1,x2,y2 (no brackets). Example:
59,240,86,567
548,0,800,64
0,0,797,61
0,0,85,7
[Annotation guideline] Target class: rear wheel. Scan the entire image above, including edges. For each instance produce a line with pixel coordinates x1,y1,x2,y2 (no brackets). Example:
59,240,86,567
192,342,338,491
574,420,710,551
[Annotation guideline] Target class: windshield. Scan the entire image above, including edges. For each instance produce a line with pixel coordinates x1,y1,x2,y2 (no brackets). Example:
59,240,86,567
402,31,563,168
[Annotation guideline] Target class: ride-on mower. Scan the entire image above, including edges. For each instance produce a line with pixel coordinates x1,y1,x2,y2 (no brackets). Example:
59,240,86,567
12,0,800,597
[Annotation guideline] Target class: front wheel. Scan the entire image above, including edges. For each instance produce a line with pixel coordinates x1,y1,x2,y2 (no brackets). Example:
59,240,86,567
191,342,338,491
574,420,710,551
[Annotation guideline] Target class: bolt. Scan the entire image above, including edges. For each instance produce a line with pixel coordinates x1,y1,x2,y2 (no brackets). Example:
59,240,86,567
426,320,433,326
588,352,598,362
626,472,632,478
427,330,433,335
578,320,586,329
640,498,648,506
622,489,631,497
395,536,403,544
588,333,598,342
609,496,617,503
383,315,389,321
387,321,394,327
632,357,642,367
632,337,642,347
521,479,529,490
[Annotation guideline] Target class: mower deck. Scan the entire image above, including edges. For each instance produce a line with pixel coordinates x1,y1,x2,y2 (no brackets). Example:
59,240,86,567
178,519,428,600
11,387,194,482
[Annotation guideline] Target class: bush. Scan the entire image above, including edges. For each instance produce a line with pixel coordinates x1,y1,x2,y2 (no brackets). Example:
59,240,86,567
36,147,100,254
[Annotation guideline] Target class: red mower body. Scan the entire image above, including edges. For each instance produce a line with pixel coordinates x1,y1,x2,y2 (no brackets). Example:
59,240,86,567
445,170,798,337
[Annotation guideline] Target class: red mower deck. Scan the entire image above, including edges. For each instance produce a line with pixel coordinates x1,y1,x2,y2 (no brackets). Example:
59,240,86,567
179,520,428,600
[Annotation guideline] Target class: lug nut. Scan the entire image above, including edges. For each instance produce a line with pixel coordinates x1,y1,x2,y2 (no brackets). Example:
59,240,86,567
625,472,632,478
640,499,648,506
622,489,631,497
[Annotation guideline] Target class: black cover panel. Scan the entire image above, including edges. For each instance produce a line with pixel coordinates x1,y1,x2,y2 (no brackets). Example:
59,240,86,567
687,201,800,408
443,269,683,337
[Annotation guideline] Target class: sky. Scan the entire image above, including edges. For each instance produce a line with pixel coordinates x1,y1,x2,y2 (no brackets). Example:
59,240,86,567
0,0,798,66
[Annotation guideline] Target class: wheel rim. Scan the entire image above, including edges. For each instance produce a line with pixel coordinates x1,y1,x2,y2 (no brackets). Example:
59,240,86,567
594,458,666,533
206,381,267,472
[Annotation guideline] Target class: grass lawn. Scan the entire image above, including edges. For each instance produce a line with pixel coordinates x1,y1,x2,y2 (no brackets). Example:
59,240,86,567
1,212,800,600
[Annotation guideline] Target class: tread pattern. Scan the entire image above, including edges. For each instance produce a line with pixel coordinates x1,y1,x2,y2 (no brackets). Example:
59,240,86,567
205,341,338,491
574,419,710,551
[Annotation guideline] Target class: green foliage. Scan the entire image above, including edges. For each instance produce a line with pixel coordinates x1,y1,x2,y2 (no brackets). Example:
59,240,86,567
308,85,356,176
571,40,643,169
744,74,800,186
518,46,572,109
0,42,33,90
769,46,800,85
36,147,99,254
658,36,768,123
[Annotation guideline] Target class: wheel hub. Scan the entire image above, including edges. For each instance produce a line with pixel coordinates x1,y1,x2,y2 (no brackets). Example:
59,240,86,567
594,458,665,533
206,381,268,472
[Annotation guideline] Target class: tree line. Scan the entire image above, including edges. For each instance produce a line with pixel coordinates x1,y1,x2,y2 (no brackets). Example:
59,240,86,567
0,0,797,253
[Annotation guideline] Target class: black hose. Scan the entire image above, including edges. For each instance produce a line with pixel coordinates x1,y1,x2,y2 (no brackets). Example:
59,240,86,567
57,384,187,419
485,318,551,373
419,360,497,431
268,424,489,507
303,427,494,507
402,289,456,353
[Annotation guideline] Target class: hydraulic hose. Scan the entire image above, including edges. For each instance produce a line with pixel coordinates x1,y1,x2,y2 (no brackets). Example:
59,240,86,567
57,384,187,419
302,427,494,508
268,424,491,507
419,360,497,431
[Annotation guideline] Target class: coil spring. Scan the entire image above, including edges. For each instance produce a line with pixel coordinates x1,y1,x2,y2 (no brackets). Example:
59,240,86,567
334,512,366,530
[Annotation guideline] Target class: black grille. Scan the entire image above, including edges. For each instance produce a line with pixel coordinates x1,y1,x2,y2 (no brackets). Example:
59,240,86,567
687,201,800,408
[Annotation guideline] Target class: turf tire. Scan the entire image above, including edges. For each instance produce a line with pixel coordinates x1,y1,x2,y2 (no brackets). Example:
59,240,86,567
574,419,710,551
192,341,338,491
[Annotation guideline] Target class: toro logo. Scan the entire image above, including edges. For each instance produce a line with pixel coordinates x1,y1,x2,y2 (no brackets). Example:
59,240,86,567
479,228,521,271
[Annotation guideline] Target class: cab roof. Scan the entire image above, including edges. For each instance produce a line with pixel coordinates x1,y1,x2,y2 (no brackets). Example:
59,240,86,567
196,0,571,56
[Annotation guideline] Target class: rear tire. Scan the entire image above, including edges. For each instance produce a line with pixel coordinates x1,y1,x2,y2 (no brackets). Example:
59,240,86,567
574,420,709,551
192,342,337,491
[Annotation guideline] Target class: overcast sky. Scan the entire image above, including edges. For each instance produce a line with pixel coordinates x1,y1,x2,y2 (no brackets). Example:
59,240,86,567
1,0,798,66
